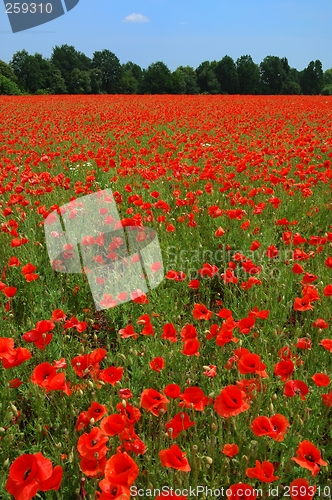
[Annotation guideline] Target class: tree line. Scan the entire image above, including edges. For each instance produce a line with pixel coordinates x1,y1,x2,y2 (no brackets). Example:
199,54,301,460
1,45,332,96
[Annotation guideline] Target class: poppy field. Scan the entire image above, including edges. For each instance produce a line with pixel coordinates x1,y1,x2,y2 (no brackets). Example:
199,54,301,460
1,94,332,499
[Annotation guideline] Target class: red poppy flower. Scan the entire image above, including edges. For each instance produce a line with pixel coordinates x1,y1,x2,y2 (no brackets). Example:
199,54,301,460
266,245,278,258
97,479,130,499
8,257,21,267
164,384,181,399
149,356,165,372
312,318,328,329
100,414,126,436
292,263,304,274
77,427,109,460
250,241,260,251
293,295,313,311
181,338,200,356
203,364,217,377
295,338,312,349
166,412,195,438
323,284,332,296
104,452,139,487
179,387,212,411
71,348,107,378
222,444,239,457
237,353,268,378
214,385,249,418
159,444,191,472
140,388,169,416
283,380,309,400
86,402,108,422
246,460,280,482
312,373,330,387
188,279,200,289
31,362,71,395
22,263,37,275
321,392,332,406
1,347,32,369
292,440,327,476
79,456,107,478
51,308,66,322
215,227,225,237
180,324,197,341
289,478,316,500
119,324,138,339
192,303,213,320
6,452,62,499
226,483,257,499
98,366,123,385
251,414,290,441
64,316,87,332
274,359,294,381
162,323,178,342
3,286,17,298
319,339,332,353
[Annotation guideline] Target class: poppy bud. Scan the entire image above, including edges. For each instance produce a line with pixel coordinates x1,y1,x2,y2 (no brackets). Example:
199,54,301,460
90,418,95,425
0,427,5,433
205,456,213,464
270,403,274,412
272,393,277,401
211,423,217,433
56,442,62,448
3,458,9,467
242,455,249,462
10,404,18,415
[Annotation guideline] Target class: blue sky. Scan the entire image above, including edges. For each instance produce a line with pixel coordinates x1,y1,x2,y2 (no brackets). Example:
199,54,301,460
1,0,332,71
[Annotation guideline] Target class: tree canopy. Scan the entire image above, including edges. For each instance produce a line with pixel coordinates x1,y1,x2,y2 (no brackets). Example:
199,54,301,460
1,47,330,95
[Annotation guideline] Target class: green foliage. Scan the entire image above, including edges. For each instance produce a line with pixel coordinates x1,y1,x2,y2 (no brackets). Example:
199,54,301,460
175,66,200,94
215,55,239,94
141,61,173,94
51,45,91,93
236,55,260,94
323,68,332,86
300,60,324,95
0,59,17,82
260,56,289,94
91,50,122,94
69,68,91,94
4,49,330,95
0,75,22,95
119,62,143,94
196,61,220,94
322,84,332,95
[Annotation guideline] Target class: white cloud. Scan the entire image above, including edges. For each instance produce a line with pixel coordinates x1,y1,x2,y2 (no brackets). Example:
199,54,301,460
122,13,150,23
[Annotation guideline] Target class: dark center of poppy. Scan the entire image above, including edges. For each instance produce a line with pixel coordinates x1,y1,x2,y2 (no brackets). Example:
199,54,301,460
304,454,315,462
91,440,98,446
24,468,31,480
